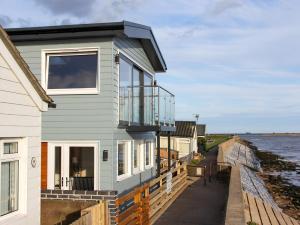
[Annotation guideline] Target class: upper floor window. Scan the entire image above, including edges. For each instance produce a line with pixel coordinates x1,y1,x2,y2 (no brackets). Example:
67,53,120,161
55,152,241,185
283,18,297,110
43,48,99,95
119,55,153,125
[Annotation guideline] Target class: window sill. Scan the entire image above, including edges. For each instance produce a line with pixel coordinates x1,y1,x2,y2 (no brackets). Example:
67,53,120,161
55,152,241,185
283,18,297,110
117,173,131,182
46,88,99,95
145,165,153,170
0,211,26,224
133,168,144,175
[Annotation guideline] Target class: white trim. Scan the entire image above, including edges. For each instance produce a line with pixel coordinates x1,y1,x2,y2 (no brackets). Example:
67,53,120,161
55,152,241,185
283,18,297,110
0,40,47,112
145,139,155,170
0,138,27,221
116,140,132,181
41,47,101,95
118,49,155,76
47,141,100,190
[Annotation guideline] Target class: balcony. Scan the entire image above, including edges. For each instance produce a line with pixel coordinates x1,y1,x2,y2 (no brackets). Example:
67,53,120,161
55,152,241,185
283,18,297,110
119,85,175,132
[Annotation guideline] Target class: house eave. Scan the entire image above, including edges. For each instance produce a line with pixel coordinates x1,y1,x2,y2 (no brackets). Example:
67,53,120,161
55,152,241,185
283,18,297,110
5,21,167,72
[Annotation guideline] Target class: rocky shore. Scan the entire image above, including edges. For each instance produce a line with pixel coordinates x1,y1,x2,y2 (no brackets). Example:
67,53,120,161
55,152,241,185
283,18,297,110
241,139,300,220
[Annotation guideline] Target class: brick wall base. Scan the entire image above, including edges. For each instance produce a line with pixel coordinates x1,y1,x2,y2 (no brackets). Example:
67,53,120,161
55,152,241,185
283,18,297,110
41,190,117,224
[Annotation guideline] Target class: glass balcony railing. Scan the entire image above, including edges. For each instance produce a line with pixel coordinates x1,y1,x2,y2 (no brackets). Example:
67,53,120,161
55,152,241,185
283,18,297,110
119,85,175,128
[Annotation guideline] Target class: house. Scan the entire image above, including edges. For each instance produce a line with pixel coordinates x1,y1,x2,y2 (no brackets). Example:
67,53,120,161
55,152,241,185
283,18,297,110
0,27,52,225
196,124,206,137
160,121,197,160
6,21,175,199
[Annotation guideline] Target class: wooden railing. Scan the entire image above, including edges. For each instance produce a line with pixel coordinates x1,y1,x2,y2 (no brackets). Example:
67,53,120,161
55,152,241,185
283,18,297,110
116,162,188,225
70,201,110,225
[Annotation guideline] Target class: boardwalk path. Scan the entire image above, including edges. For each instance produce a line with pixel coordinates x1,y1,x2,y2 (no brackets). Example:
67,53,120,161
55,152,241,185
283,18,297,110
154,148,229,225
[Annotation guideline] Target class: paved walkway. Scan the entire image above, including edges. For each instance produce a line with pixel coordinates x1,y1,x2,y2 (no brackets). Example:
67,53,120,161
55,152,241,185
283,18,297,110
154,148,229,225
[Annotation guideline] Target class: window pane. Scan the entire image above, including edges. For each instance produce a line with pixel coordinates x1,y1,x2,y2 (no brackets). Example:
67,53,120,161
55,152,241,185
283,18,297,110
54,147,61,189
4,143,18,154
145,142,150,166
69,147,94,191
118,143,125,176
1,161,19,216
144,73,153,125
47,53,98,89
119,58,132,122
132,68,141,123
133,145,137,168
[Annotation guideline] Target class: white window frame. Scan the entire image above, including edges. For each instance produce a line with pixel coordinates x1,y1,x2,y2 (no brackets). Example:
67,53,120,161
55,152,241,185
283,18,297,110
132,140,145,174
117,140,131,181
47,141,100,190
0,138,27,221
145,140,154,169
41,47,101,95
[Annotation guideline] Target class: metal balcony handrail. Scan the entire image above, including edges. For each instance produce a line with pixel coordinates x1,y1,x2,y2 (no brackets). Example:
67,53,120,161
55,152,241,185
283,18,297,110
121,85,175,97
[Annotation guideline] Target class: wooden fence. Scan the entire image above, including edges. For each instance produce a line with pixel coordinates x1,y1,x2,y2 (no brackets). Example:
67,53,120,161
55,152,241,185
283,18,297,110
116,162,188,225
70,201,110,225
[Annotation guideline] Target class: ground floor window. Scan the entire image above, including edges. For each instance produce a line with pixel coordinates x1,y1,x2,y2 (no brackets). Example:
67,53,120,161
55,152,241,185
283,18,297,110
145,141,153,168
117,141,131,180
0,140,21,216
133,140,144,173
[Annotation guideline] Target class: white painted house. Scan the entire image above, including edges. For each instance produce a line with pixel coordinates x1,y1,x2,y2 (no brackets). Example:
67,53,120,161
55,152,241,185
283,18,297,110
0,27,52,225
160,121,198,159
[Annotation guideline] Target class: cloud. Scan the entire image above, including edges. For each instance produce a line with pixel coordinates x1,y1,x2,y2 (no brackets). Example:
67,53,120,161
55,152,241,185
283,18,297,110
0,15,12,27
210,0,243,15
33,0,96,17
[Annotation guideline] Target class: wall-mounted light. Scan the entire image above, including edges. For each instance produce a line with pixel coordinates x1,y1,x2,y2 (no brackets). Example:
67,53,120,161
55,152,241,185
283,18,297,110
115,54,120,64
103,150,108,161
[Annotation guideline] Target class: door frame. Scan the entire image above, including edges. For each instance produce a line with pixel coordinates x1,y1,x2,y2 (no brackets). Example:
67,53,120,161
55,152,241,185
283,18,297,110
47,141,100,190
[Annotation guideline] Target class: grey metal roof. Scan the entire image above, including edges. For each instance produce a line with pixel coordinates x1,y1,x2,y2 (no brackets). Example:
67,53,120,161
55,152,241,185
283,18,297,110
5,21,167,72
161,121,197,137
196,124,206,136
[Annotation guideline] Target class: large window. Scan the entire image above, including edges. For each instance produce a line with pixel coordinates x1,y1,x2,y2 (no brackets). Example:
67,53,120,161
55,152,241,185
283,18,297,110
44,49,99,94
0,141,20,216
119,55,153,125
117,141,131,180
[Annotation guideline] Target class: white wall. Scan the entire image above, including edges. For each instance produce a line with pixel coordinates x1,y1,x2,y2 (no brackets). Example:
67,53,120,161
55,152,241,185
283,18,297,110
0,47,42,225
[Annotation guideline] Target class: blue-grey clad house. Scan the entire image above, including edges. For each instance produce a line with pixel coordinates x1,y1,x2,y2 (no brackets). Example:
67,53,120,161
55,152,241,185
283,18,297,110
6,21,175,195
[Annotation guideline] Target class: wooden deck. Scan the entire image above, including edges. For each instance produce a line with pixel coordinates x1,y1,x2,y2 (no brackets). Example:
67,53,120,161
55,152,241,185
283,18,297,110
243,192,300,225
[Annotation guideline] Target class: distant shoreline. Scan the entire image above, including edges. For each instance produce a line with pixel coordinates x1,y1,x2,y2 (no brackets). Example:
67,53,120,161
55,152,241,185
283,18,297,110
208,133,300,136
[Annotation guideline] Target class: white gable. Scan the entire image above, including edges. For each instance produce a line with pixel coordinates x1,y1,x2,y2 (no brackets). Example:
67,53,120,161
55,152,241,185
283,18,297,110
0,38,48,111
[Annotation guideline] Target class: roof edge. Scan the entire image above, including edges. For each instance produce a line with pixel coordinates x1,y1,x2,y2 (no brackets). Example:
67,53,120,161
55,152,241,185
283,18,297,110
0,26,53,103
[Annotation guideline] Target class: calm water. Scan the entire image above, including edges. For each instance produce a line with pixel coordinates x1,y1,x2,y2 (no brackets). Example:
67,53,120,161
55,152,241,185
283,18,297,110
241,134,300,187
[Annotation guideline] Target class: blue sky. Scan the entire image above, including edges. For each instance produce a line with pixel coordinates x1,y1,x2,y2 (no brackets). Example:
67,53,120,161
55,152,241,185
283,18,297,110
1,0,300,133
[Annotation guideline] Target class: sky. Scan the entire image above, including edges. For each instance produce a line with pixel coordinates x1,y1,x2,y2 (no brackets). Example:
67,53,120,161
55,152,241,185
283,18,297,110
1,0,300,133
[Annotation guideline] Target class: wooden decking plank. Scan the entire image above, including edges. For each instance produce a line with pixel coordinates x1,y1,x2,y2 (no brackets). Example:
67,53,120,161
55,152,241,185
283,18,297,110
282,213,294,225
248,193,262,225
255,197,271,225
272,208,287,225
263,202,279,225
243,192,251,223
290,217,299,225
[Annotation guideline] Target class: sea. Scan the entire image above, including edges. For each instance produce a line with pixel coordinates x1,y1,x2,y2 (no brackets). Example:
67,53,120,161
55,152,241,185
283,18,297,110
240,134,300,187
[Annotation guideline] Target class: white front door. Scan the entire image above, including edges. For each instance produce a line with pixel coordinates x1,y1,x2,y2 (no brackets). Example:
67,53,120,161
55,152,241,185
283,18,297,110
49,142,99,190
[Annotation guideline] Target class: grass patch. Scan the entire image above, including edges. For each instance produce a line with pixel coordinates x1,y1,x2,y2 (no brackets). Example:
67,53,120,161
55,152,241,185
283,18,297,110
204,134,232,151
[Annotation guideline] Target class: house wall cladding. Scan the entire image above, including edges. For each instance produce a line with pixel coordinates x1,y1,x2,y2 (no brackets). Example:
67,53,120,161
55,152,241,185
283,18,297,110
15,37,158,193
112,38,157,193
0,47,42,225
15,38,116,191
